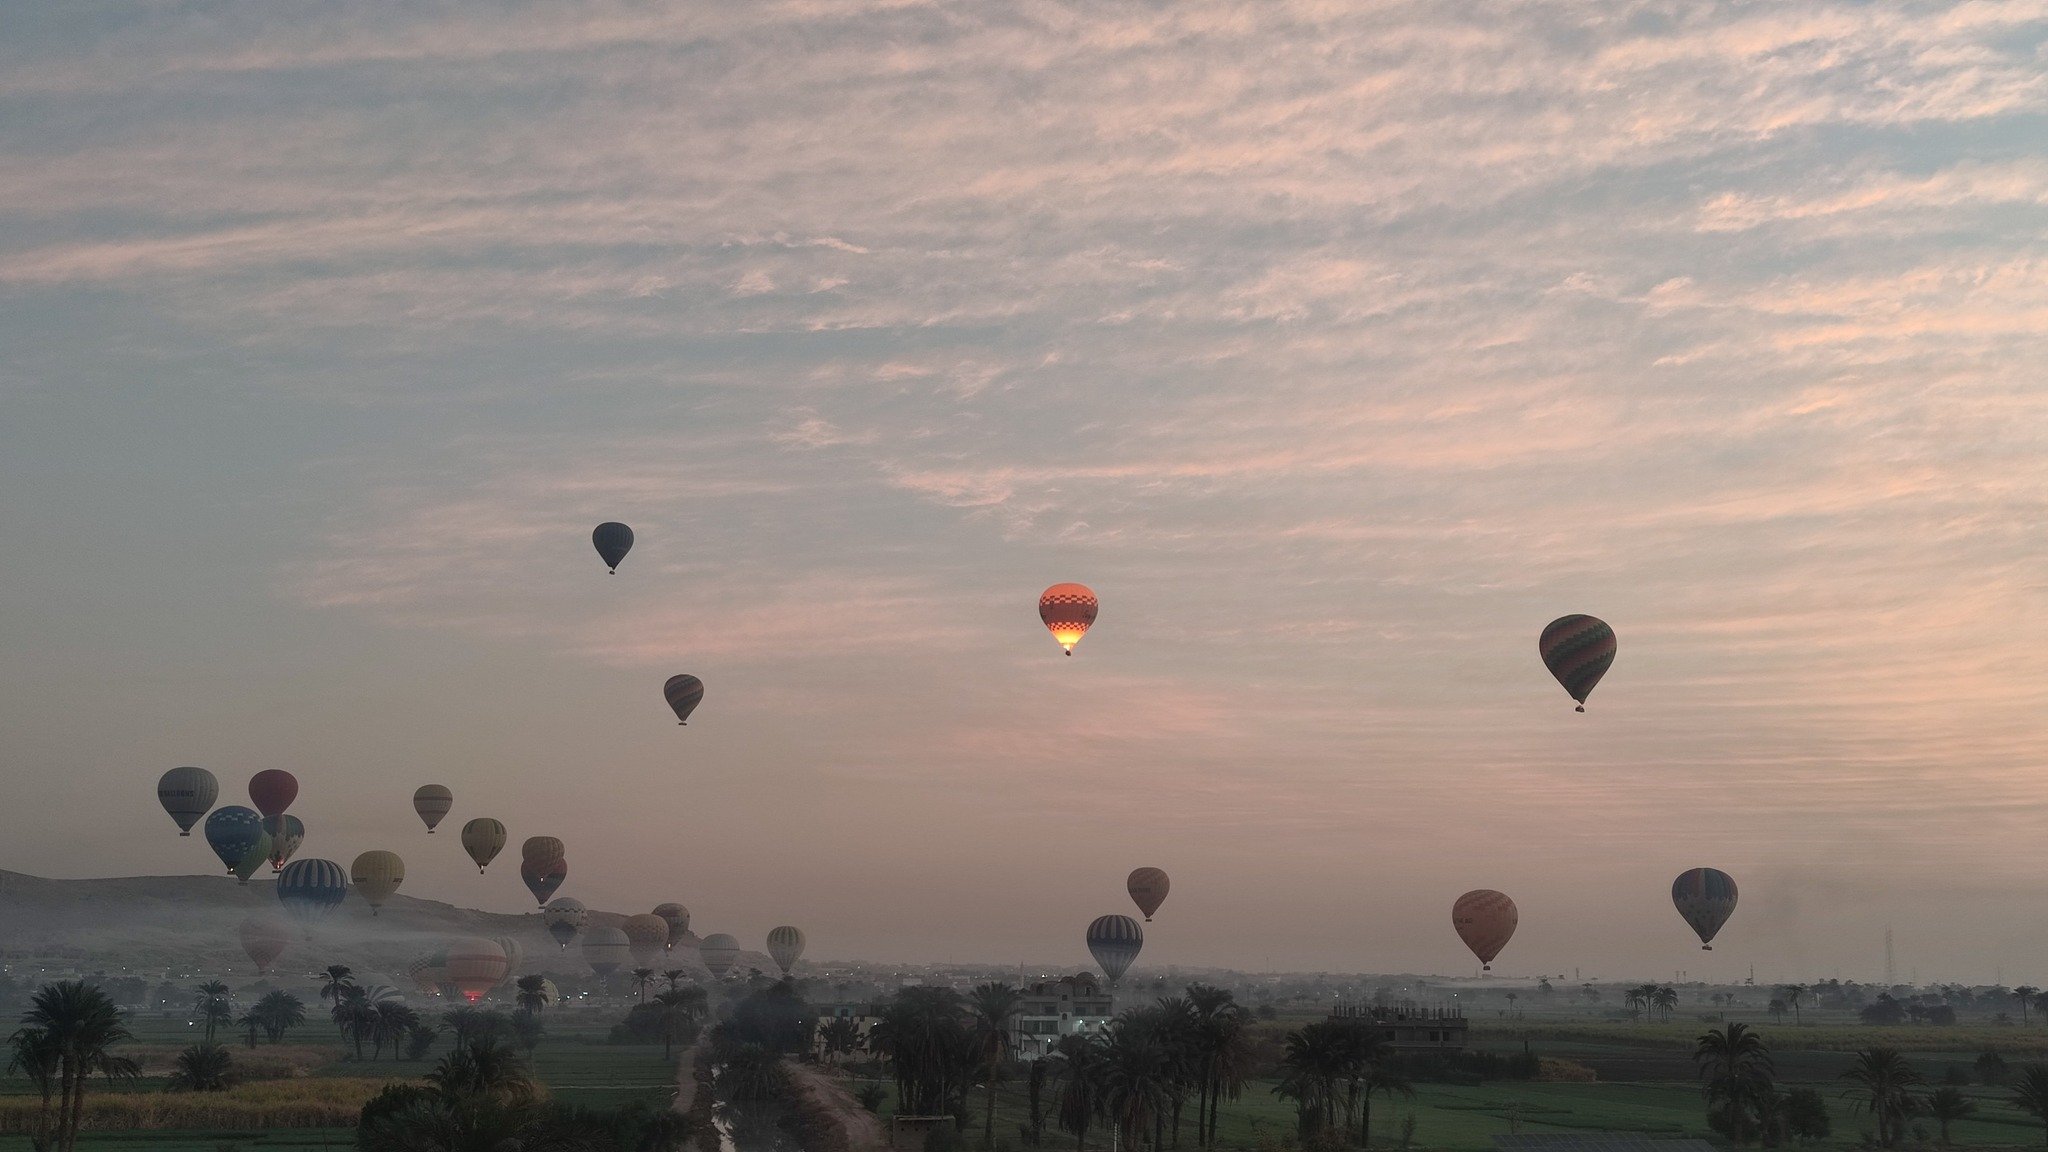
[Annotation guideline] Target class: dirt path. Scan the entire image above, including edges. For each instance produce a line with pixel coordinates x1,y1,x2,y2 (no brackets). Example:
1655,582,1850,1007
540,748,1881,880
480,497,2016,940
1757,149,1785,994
674,1042,708,1114
783,1062,892,1152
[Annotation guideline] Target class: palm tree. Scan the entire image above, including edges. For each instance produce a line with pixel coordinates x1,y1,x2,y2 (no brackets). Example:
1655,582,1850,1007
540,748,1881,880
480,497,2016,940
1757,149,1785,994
1842,1047,1922,1147
1695,1022,1775,1144
1185,983,1242,1148
1358,1040,1412,1147
235,1009,263,1049
21,980,141,1152
1101,1014,1175,1151
5,1026,60,1150
166,1042,235,1091
1505,991,1519,1017
652,987,706,1061
1768,999,1788,1024
192,981,232,1043
661,969,689,994
372,1002,420,1060
1652,987,1680,1022
632,967,655,1004
967,982,1024,1150
1778,985,1807,1025
516,974,550,1019
426,1037,536,1102
1926,1086,1977,1144
1274,1021,1353,1138
1055,1032,1104,1151
332,984,376,1060
2018,988,2042,1026
318,965,355,1011
2010,1064,2048,1147
253,989,306,1043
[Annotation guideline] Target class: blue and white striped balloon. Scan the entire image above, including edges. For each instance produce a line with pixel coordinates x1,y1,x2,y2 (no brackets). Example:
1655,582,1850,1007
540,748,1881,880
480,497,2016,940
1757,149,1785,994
276,858,349,929
1086,914,1144,985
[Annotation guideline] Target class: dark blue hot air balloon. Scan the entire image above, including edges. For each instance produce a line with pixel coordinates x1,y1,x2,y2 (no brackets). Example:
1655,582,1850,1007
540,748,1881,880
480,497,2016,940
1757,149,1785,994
277,858,349,933
204,807,265,874
1086,914,1144,986
592,522,634,573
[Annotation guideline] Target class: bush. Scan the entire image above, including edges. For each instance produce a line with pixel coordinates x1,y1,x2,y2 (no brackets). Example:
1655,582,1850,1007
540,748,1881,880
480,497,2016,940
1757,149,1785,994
855,1084,887,1112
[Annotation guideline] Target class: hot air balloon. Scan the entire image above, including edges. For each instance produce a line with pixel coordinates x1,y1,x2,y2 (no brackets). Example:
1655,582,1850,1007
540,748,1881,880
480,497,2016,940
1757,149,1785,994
766,926,806,976
413,785,453,833
544,898,587,948
699,933,741,978
1086,915,1143,986
521,856,567,907
1539,615,1616,712
444,938,510,1002
157,767,218,836
276,858,349,933
653,903,691,947
1127,868,1169,921
593,522,634,573
1451,890,1518,971
238,916,291,975
1039,583,1099,654
262,814,305,873
460,818,506,873
248,769,298,818
521,836,565,865
204,807,265,874
622,913,670,968
350,850,405,915
494,936,525,984
582,926,630,977
664,675,704,725
1672,868,1738,950
234,833,272,885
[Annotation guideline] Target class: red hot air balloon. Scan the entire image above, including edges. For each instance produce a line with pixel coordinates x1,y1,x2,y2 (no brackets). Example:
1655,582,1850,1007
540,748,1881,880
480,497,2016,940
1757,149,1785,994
1539,615,1616,712
1039,584,1099,654
1451,890,1518,971
248,770,299,818
238,916,291,975
520,856,567,907
1127,868,1169,921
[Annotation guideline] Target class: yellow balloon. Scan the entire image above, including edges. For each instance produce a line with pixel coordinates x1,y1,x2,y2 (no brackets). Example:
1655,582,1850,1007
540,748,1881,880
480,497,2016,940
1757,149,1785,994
350,851,406,916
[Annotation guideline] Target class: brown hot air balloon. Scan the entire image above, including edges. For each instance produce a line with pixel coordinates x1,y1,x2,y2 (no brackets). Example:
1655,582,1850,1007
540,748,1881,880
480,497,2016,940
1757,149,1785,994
1039,584,1099,654
238,916,291,975
1451,889,1518,971
248,770,298,818
622,913,671,969
1127,867,1169,921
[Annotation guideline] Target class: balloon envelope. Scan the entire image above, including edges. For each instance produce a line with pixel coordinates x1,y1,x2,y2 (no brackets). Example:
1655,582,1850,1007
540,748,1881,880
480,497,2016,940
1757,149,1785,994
233,833,272,885
1127,867,1169,921
276,858,349,931
521,836,565,865
1451,890,1518,969
622,913,670,968
248,770,299,818
653,902,691,946
1672,868,1739,949
238,916,291,975
1539,615,1616,711
157,767,218,836
1086,914,1143,985
543,898,587,948
350,850,405,914
521,857,568,907
460,818,506,873
1039,583,1099,654
766,926,806,975
413,785,453,833
444,938,509,1002
582,926,630,976
204,807,265,873
699,933,741,977
664,675,704,725
262,814,305,872
593,522,634,572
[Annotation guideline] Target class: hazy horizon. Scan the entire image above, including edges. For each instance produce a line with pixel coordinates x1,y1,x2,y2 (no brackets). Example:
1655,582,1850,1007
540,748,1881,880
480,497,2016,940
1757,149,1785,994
3,3,2047,985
